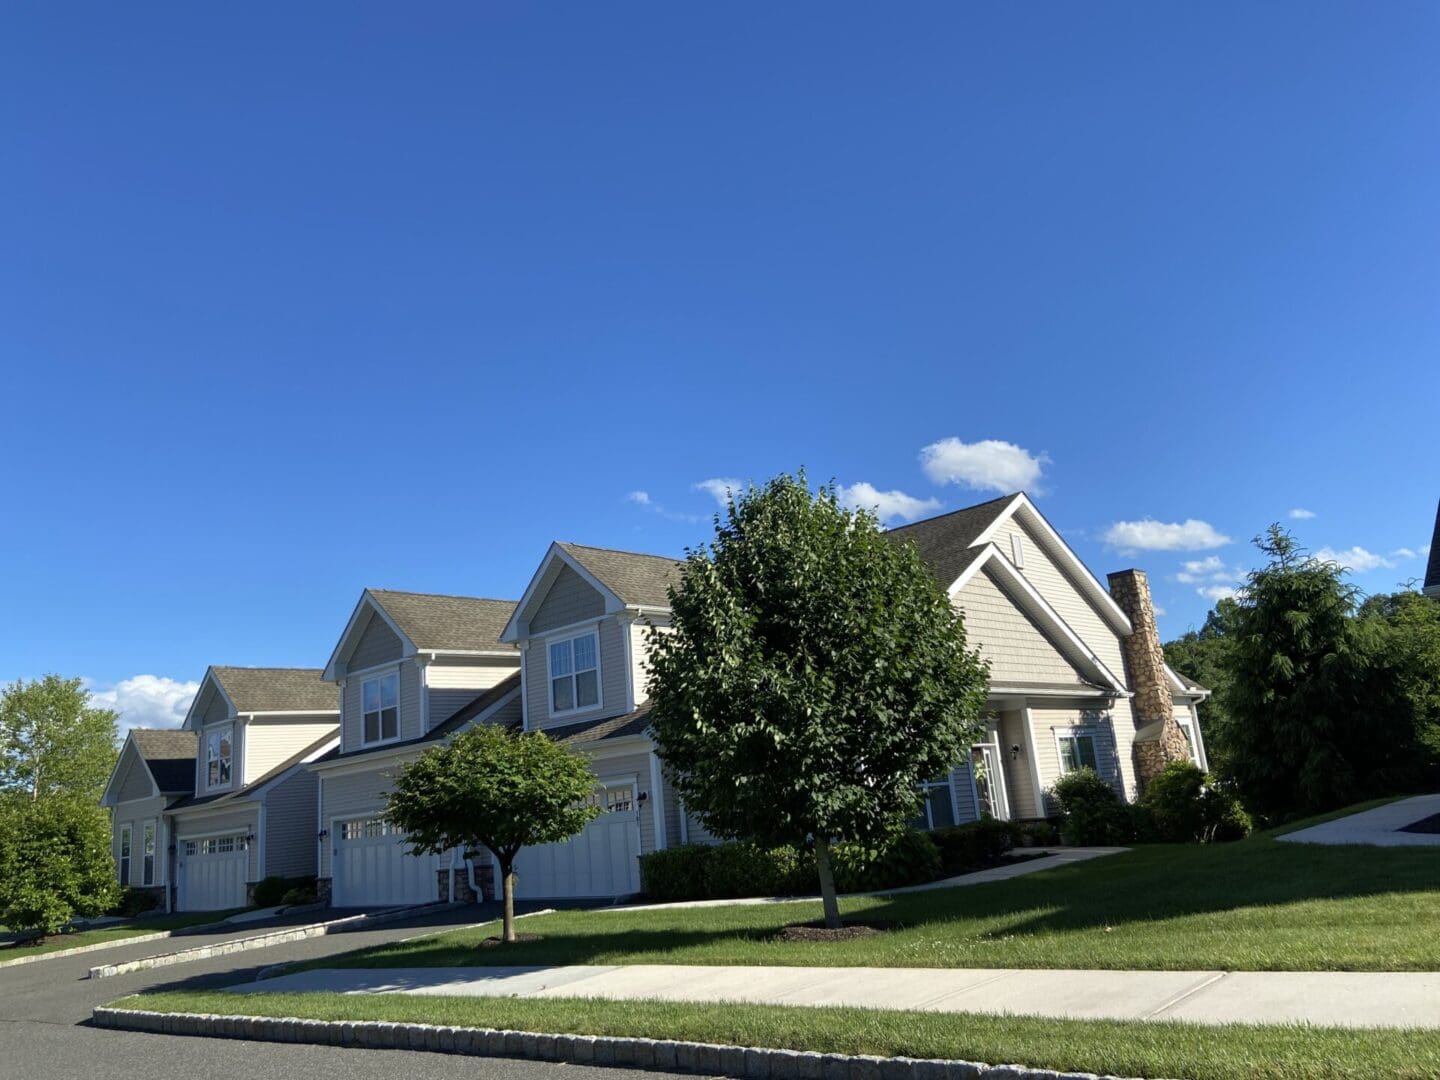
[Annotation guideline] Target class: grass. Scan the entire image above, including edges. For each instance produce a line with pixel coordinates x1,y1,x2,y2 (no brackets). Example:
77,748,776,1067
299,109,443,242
297,833,1440,973
0,909,245,959
113,989,1440,1080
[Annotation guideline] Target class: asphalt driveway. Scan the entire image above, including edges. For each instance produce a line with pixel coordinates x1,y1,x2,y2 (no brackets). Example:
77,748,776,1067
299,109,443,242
0,903,682,1080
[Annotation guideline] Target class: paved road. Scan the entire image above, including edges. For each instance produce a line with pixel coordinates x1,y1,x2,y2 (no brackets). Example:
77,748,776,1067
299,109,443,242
0,904,685,1080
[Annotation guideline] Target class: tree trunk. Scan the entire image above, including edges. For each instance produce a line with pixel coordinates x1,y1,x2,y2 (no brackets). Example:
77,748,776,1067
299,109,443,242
813,837,842,929
500,859,517,943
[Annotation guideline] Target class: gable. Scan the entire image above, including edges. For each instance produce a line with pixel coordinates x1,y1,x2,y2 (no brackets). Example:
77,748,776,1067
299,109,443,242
956,567,1092,689
111,743,158,803
192,679,232,728
349,609,405,671
530,564,607,635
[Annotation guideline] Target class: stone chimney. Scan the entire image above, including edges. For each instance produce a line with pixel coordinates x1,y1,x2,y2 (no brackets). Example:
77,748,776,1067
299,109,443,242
1424,499,1440,598
1106,568,1191,790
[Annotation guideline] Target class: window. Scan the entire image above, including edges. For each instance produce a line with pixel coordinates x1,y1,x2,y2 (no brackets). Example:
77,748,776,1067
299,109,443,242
549,631,599,714
1057,730,1100,774
585,783,634,813
184,841,197,857
1176,718,1202,765
206,727,232,787
340,818,397,840
192,834,247,855
362,672,400,744
142,822,156,886
118,825,131,885
912,777,958,831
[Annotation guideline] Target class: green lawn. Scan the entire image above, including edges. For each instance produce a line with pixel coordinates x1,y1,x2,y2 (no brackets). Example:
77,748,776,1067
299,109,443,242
296,834,1439,973
0,909,245,960
114,990,1440,1080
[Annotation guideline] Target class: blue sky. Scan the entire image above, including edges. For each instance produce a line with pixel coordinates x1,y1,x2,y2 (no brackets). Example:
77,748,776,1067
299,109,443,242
2,3,1436,729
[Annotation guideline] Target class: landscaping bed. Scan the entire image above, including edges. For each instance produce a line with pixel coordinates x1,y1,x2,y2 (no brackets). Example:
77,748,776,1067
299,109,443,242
111,989,1440,1080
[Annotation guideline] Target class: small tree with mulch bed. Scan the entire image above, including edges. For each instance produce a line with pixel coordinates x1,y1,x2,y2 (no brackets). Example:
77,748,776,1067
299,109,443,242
386,726,600,943
647,472,990,929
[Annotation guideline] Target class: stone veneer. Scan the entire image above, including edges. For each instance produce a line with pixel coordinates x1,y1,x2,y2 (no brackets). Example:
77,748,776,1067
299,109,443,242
1107,568,1191,790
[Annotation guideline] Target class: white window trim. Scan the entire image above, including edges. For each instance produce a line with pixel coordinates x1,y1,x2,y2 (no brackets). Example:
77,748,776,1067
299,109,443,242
914,775,957,831
118,824,132,886
142,821,157,886
361,668,403,747
547,629,603,719
205,724,234,790
1175,716,1203,767
1053,725,1101,776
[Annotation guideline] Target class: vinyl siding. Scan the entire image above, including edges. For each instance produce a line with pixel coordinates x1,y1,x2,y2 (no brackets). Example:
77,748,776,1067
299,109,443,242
630,620,670,707
112,795,168,887
316,761,413,878
195,682,232,726
525,616,628,732
659,766,685,848
1028,706,1124,813
242,717,336,785
425,656,519,729
261,767,321,879
173,807,261,882
954,568,1090,688
115,750,157,802
348,610,406,672
530,564,607,635
340,658,422,752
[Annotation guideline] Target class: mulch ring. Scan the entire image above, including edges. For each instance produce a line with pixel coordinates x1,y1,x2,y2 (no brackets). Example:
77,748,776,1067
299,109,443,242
773,920,895,943
475,932,542,947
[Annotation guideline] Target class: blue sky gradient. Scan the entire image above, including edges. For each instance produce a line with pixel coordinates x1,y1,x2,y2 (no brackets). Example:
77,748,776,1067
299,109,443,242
2,3,1436,727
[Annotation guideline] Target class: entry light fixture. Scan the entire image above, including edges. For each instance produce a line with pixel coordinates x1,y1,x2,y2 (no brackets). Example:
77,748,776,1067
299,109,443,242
1010,744,1022,761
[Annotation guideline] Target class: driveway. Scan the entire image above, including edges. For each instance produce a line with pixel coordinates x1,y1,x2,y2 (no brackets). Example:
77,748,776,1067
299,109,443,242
1277,794,1440,847
0,903,680,1080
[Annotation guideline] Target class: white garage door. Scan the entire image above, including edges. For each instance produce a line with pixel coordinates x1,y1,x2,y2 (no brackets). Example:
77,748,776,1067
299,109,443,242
509,782,642,899
177,834,248,912
332,817,437,908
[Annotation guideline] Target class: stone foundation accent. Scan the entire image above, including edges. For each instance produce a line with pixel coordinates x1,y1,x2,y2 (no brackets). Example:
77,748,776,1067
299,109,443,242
437,868,481,905
316,877,332,907
475,857,495,902
1107,568,1191,791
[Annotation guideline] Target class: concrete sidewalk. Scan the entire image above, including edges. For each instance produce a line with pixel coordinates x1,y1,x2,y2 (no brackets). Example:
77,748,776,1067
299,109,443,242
242,962,1440,1030
1277,793,1440,847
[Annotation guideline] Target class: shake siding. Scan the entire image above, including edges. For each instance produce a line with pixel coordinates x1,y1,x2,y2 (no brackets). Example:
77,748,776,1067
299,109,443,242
660,768,684,847
242,718,336,784
262,768,320,879
525,616,628,732
349,610,406,671
115,753,156,802
112,795,168,886
174,807,260,882
1029,706,1124,811
954,569,1089,687
317,764,412,878
340,658,421,751
589,750,657,854
530,565,606,634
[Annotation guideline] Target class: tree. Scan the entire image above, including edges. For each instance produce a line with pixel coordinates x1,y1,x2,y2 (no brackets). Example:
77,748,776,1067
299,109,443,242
0,675,119,802
1163,598,1238,772
0,795,119,935
1356,590,1440,774
646,473,990,929
386,725,600,943
1219,526,1420,816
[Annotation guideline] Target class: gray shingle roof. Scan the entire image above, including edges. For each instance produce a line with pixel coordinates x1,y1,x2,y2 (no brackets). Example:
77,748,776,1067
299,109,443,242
543,703,654,746
210,667,337,715
1426,499,1440,593
129,729,198,794
169,729,336,810
556,543,683,608
885,493,1020,587
1171,667,1209,694
369,591,519,652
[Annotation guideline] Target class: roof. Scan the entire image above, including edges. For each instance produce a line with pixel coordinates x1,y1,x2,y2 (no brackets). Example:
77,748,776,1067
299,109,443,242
556,543,683,608
209,667,337,715
885,493,1020,587
369,590,519,652
330,671,523,762
130,729,198,794
1170,667,1210,694
543,703,655,747
169,729,336,810
1425,499,1440,594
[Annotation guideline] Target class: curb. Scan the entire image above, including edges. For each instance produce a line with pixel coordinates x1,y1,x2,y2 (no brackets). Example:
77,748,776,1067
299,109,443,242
1,908,272,970
91,1006,1156,1080
87,903,450,980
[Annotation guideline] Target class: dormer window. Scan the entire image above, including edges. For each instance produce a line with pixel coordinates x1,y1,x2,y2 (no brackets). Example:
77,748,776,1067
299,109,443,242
207,727,233,787
363,671,400,744
550,631,599,714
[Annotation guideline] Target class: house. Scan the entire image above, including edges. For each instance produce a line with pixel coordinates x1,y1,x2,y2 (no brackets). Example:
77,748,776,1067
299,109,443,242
310,589,521,907
1424,499,1440,599
102,666,340,911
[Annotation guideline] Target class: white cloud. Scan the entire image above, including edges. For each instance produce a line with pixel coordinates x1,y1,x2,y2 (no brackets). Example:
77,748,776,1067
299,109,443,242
87,674,199,735
1312,546,1394,572
694,477,745,507
836,482,942,525
1104,518,1231,552
1152,604,1167,616
1289,508,1316,520
1197,585,1240,602
1175,556,1246,585
919,438,1048,494
624,489,701,524
1392,547,1419,560
625,490,652,506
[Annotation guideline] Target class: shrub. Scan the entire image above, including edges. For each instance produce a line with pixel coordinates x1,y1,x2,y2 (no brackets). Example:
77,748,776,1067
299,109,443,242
639,844,718,902
705,842,806,898
114,887,159,918
931,819,1016,873
1013,819,1061,847
253,875,316,908
1050,768,1131,845
280,885,317,906
1140,761,1253,843
829,830,943,893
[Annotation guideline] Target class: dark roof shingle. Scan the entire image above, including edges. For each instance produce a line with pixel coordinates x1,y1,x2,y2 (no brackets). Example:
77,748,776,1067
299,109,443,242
130,729,198,794
556,544,683,608
1426,499,1440,593
210,667,337,714
369,591,519,652
884,493,1020,587
543,703,654,746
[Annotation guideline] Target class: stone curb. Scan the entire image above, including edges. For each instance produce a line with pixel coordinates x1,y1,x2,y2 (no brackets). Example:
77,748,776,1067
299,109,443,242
0,909,270,970
87,903,450,979
91,1007,1160,1080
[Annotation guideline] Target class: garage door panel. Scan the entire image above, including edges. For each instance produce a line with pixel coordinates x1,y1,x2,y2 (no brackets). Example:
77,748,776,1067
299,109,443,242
332,817,437,908
177,834,249,911
510,811,640,899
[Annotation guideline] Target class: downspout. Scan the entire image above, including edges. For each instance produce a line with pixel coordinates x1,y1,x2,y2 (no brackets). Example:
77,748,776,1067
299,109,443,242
467,852,483,901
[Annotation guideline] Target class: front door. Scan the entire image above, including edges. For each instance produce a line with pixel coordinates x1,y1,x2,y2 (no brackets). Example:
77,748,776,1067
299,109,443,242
971,742,1011,821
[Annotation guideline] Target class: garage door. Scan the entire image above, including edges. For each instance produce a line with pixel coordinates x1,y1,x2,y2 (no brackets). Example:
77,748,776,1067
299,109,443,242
177,834,248,911
332,817,437,908
509,782,642,899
